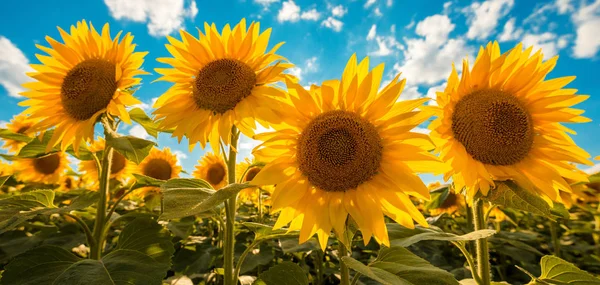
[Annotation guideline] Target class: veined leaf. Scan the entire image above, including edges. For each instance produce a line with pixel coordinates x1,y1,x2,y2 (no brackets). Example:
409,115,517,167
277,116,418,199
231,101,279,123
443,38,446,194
387,223,496,247
259,262,308,285
129,108,160,138
483,181,563,221
526,255,600,285
242,222,299,241
132,173,167,190
0,129,33,143
106,135,156,164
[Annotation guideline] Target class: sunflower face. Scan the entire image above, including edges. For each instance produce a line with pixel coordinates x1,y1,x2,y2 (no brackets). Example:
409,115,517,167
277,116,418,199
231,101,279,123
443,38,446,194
79,138,134,186
154,19,292,152
143,159,174,181
251,55,444,249
14,152,69,184
138,148,181,181
244,167,261,182
20,20,147,152
193,153,228,189
431,42,592,202
2,114,37,153
297,110,382,192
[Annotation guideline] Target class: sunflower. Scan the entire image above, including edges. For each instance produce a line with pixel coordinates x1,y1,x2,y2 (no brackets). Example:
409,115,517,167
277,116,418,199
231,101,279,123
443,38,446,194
559,178,599,209
57,175,78,192
135,147,181,197
486,206,507,223
250,55,444,249
0,161,12,177
79,138,134,187
2,114,37,154
19,20,147,153
235,158,272,204
153,19,293,153
193,152,228,189
430,42,591,204
428,182,466,216
13,152,69,184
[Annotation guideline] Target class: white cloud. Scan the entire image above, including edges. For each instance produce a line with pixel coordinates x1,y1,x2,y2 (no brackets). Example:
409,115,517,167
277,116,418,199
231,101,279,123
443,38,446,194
498,17,523,42
572,0,600,58
584,163,600,175
522,32,566,59
305,56,318,73
374,7,383,17
321,17,344,32
300,8,321,21
405,20,415,29
133,97,159,113
425,83,446,106
0,36,32,98
367,24,377,40
172,150,188,161
254,0,279,10
400,85,423,101
286,57,318,81
277,0,301,22
0,121,8,128
129,125,150,140
415,14,455,45
387,0,393,7
556,0,574,14
103,0,198,37
443,1,452,12
464,0,514,40
331,5,348,17
413,127,431,135
364,0,377,8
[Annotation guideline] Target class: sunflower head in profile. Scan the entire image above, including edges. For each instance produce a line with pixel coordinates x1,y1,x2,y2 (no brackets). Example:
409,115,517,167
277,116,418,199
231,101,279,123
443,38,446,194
193,152,228,189
250,55,445,249
428,183,465,217
135,147,182,197
79,138,135,188
2,114,37,154
430,42,592,204
559,177,599,209
19,20,148,153
13,152,69,184
153,19,293,153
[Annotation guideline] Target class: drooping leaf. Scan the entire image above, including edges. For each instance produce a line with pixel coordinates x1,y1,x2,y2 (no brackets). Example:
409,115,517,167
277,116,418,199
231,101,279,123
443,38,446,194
483,181,563,220
259,261,309,285
12,129,92,160
160,181,253,220
129,108,160,138
387,223,496,247
105,135,156,164
528,255,600,285
0,190,99,234
425,184,451,210
132,173,167,190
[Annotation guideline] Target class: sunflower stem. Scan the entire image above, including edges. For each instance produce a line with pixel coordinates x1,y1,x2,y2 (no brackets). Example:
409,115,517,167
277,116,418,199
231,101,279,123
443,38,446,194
473,199,491,285
90,118,115,260
550,220,561,257
593,203,600,257
224,126,240,285
339,242,350,285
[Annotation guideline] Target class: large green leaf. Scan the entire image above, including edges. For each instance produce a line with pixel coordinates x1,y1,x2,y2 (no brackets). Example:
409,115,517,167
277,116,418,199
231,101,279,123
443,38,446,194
105,135,156,164
160,180,253,220
0,190,99,234
343,247,459,285
526,255,600,285
129,108,160,138
387,223,496,247
425,184,451,210
259,261,309,285
12,129,92,160
132,173,167,190
1,217,173,285
0,129,33,143
483,181,564,220
242,222,299,241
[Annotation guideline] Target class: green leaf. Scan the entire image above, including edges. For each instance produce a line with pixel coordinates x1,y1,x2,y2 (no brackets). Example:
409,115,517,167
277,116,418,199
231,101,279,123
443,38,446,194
17,130,55,158
342,247,459,285
0,190,99,234
0,175,9,187
160,181,253,220
105,135,156,164
259,261,309,285
129,108,160,138
132,173,167,190
588,172,600,183
242,222,299,242
1,217,173,285
530,255,600,285
425,184,451,210
483,181,562,220
0,128,33,143
459,279,510,285
387,223,496,247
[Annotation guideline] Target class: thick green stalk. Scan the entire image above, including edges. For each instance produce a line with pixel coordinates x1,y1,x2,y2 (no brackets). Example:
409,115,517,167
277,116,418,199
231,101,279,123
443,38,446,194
339,243,350,285
90,143,113,260
224,126,239,285
550,221,561,257
473,199,491,285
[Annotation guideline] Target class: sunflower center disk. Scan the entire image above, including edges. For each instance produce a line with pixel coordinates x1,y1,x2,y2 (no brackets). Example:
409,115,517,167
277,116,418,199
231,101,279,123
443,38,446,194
61,59,117,121
244,167,261,182
110,152,126,175
143,159,173,181
193,59,257,114
297,110,382,192
33,153,61,175
207,164,226,187
451,89,534,166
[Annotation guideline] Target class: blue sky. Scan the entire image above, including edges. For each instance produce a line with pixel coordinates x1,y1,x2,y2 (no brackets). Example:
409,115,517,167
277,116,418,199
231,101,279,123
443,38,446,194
0,0,599,180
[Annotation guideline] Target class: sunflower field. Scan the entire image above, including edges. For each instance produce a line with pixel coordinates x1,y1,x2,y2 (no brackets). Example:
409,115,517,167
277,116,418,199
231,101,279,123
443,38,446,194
0,12,600,285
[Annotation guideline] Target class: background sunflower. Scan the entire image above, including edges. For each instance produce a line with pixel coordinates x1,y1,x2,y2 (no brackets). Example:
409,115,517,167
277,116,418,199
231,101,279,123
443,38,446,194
153,19,293,153
251,55,445,249
78,138,135,187
2,114,37,154
193,152,228,189
430,42,592,204
134,147,181,197
13,152,69,184
19,20,148,152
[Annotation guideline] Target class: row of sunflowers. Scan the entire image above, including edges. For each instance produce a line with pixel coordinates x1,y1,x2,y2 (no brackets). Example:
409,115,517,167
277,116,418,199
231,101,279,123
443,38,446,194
0,18,599,285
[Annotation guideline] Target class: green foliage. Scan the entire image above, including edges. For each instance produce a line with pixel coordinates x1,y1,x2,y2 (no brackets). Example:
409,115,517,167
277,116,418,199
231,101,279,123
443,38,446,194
0,176,9,187
0,129,32,143
387,223,496,247
342,246,459,285
0,190,99,234
0,217,173,285
105,135,156,164
259,261,309,285
13,129,93,160
132,173,167,190
524,255,600,285
129,108,160,138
